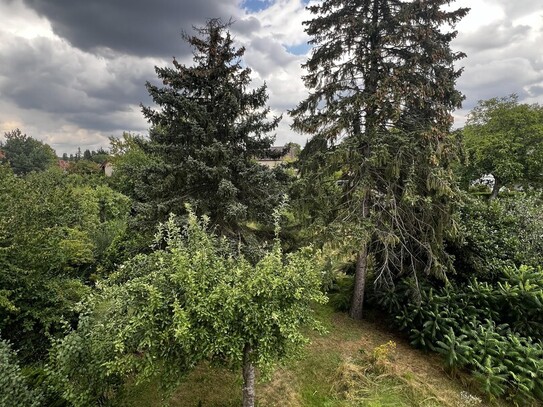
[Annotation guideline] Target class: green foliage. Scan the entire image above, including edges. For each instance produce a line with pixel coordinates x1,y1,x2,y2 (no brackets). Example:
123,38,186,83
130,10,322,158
370,264,543,404
108,132,154,198
450,193,543,280
462,95,543,195
327,274,355,313
0,338,42,407
135,20,288,239
290,0,468,319
66,159,102,176
0,129,57,175
51,211,326,406
0,166,129,361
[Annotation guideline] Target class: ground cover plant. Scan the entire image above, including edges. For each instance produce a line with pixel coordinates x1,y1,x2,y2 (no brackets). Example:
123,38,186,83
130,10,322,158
370,263,543,405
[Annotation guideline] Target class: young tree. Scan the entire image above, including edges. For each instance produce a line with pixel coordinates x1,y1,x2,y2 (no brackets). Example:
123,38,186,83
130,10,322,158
136,19,286,238
462,95,543,198
0,129,56,175
51,211,326,407
291,0,468,319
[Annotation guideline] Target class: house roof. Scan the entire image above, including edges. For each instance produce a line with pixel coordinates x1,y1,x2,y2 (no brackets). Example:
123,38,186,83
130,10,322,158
57,159,70,170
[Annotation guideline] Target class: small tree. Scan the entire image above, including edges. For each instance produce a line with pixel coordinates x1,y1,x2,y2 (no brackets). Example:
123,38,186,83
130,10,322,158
463,95,543,198
51,210,326,407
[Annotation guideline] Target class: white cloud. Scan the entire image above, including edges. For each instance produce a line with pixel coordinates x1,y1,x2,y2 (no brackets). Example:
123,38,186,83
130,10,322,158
1,0,543,153
450,0,543,122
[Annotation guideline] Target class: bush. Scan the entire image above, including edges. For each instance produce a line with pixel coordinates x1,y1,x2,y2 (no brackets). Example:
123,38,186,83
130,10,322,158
0,338,42,407
370,265,543,404
450,193,543,281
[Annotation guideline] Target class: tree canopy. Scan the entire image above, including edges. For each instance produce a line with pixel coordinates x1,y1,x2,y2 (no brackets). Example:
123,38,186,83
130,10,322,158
0,166,130,361
135,19,287,239
0,129,57,175
291,0,468,318
463,95,543,198
51,211,326,407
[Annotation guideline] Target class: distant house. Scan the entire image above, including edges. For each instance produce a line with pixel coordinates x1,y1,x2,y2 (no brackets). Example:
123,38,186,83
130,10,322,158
256,145,296,169
0,150,5,160
101,161,114,177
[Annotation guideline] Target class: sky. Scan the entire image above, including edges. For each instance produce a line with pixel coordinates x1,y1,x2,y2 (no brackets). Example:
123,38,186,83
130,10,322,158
0,0,542,155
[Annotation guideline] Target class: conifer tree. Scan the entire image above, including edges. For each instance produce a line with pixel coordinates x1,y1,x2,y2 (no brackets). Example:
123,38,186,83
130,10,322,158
137,19,284,238
291,0,469,319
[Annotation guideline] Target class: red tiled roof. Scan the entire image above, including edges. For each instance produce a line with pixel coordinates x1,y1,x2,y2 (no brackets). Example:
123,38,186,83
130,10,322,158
58,159,70,170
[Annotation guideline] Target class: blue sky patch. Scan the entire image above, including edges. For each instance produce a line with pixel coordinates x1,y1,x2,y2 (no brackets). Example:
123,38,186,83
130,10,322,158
286,42,311,56
242,0,273,12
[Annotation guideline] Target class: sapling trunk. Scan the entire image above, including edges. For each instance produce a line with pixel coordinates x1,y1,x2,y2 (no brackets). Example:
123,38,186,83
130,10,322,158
242,342,255,407
491,177,500,200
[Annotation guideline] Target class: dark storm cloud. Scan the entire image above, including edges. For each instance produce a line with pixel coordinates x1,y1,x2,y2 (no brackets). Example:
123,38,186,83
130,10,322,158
0,33,155,132
21,0,242,57
455,21,531,53
67,109,144,133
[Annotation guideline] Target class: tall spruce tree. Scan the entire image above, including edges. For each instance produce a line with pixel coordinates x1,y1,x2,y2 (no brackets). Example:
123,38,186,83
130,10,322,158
137,19,284,239
291,0,468,319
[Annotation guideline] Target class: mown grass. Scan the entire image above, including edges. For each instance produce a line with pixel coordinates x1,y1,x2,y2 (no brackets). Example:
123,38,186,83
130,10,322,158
124,303,500,407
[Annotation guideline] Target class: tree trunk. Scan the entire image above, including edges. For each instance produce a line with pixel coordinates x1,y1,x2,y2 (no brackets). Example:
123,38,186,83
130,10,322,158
242,343,255,407
349,244,368,320
490,177,500,200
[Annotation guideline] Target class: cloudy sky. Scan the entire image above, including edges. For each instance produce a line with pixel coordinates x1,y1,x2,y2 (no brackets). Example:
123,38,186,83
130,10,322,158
0,0,542,155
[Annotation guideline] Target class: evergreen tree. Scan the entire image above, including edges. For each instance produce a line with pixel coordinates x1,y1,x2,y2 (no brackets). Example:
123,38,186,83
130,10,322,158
137,19,285,239
291,0,469,319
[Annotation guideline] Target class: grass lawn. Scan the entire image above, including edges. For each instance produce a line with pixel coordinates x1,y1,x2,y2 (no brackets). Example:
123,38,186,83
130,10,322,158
123,304,503,407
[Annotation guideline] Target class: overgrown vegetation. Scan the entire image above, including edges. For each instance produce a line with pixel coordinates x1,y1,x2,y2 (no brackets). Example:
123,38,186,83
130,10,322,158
2,3,543,406
50,210,326,407
370,263,543,405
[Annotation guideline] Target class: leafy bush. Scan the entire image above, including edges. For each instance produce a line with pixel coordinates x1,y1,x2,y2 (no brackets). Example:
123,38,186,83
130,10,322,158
0,166,129,361
327,274,354,312
0,338,42,407
370,265,543,404
450,193,543,280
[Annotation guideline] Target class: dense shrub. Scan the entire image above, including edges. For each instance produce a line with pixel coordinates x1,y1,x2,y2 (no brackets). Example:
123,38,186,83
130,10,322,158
0,338,42,407
370,264,543,404
0,166,129,361
450,193,543,281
